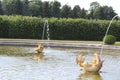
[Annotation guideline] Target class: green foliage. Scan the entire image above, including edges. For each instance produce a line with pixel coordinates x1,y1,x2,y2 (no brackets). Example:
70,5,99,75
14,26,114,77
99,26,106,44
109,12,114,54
0,15,120,41
0,17,9,38
0,0,118,19
22,0,30,16
29,0,42,17
93,6,117,20
0,15,44,39
80,8,87,18
2,0,23,15
72,5,81,18
42,1,50,17
90,1,100,10
50,1,61,18
0,1,3,15
61,5,72,18
103,35,116,45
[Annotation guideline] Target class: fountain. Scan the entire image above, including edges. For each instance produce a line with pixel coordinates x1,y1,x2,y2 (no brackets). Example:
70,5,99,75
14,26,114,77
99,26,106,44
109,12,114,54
34,20,49,53
76,53,104,73
0,15,120,79
0,45,120,80
100,15,118,55
42,20,50,40
76,15,118,73
34,43,44,53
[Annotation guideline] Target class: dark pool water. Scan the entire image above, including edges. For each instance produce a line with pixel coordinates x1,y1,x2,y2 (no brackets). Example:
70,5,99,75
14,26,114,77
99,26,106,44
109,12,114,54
0,46,120,80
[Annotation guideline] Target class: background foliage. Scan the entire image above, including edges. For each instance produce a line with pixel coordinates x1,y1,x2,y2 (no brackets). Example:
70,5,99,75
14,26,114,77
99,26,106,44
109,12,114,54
0,0,118,20
0,15,120,41
103,35,116,44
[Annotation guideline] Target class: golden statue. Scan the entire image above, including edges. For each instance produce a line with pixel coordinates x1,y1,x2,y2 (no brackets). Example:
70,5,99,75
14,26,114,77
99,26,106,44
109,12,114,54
76,53,104,73
34,43,44,53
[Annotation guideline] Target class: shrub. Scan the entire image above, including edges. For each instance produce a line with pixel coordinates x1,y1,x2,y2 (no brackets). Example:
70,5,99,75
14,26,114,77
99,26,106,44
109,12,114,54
103,35,116,45
0,15,120,41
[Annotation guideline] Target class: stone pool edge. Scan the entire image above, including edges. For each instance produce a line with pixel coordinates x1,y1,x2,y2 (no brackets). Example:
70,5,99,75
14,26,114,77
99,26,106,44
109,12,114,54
0,40,120,50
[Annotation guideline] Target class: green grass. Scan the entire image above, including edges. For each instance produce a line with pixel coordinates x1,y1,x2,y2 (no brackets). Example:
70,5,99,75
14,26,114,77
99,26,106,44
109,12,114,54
115,42,120,46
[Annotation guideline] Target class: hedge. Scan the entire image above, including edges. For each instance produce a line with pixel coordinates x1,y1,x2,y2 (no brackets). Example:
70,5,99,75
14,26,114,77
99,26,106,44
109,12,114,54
0,15,120,41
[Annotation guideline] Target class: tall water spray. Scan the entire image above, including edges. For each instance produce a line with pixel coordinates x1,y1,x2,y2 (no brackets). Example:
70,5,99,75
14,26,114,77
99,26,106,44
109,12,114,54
42,20,50,40
42,20,50,48
100,15,118,55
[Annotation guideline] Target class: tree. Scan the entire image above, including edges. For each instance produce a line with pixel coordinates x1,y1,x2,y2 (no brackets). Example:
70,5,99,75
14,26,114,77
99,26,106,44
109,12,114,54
88,1,100,19
88,9,94,19
0,0,3,15
50,1,61,18
107,6,117,20
29,0,42,17
72,5,81,18
93,7,102,20
93,6,117,20
10,0,23,15
42,1,50,17
2,0,23,15
1,0,6,14
80,8,87,18
15,0,23,15
61,4,72,18
90,1,100,11
21,0,30,16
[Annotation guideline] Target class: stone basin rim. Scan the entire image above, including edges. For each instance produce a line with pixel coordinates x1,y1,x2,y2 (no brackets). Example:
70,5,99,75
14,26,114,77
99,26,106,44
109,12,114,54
0,39,120,50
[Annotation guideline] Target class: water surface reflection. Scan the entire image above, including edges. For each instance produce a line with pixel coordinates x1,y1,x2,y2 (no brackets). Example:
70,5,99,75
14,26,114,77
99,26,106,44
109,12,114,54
0,46,120,80
77,72,102,80
33,53,44,62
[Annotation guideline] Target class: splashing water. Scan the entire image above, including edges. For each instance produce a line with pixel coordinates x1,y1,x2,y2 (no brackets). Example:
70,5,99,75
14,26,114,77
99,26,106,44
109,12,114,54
42,20,50,40
42,20,50,48
100,15,118,56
